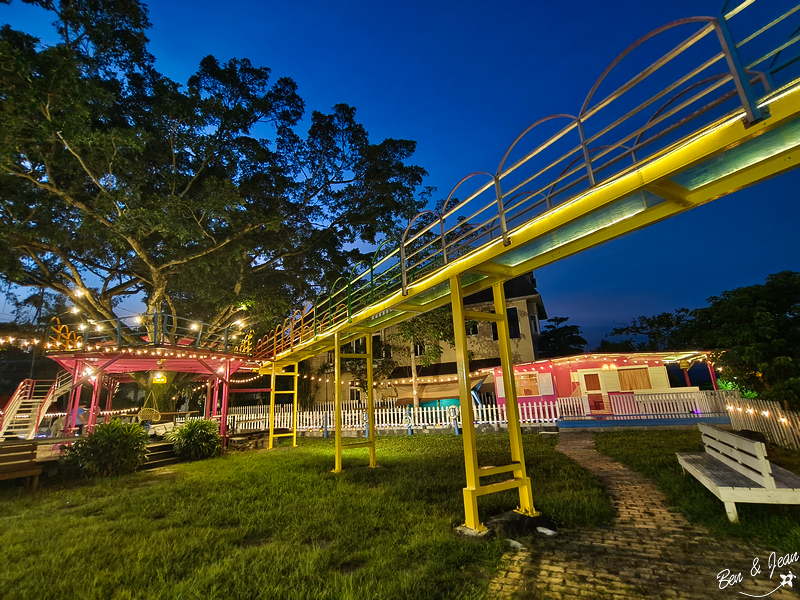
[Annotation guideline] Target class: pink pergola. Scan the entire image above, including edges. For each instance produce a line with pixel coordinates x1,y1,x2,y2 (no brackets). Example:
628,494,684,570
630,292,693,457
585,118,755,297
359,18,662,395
48,348,260,443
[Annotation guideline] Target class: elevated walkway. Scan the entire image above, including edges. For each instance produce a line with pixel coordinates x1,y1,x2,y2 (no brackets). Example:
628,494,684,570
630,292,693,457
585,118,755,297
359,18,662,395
250,2,800,532
42,1,800,532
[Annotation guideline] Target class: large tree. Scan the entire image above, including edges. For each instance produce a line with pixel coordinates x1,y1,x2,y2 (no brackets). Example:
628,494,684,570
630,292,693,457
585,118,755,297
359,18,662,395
538,316,587,358
0,0,427,341
692,271,800,409
597,273,800,409
599,309,694,352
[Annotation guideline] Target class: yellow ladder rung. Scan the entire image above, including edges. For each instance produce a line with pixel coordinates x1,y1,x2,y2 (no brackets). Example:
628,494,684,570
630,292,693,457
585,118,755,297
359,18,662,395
478,462,521,477
474,477,527,497
271,432,295,438
340,441,374,449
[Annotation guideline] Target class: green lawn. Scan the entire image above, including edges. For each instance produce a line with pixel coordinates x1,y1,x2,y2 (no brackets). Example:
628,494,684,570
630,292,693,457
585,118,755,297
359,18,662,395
0,433,613,600
594,429,800,553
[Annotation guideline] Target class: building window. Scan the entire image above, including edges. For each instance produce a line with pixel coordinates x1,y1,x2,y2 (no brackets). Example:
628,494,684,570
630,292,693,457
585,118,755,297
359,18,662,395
618,368,651,391
349,387,362,404
466,320,478,336
530,314,540,334
492,307,521,341
353,337,366,354
414,342,425,357
371,334,392,359
514,372,539,397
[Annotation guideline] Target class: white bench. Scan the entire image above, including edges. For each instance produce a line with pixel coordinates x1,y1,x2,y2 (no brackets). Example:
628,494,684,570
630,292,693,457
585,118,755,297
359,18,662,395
677,423,800,522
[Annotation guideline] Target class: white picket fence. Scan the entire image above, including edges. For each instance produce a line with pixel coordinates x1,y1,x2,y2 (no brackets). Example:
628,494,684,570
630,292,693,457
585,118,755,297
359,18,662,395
556,396,591,417
724,395,800,450
225,390,735,434
608,390,729,418
227,401,559,433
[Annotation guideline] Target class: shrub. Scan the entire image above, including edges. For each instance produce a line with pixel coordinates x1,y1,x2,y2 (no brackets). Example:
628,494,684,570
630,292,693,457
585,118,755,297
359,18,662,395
61,420,150,477
166,419,222,460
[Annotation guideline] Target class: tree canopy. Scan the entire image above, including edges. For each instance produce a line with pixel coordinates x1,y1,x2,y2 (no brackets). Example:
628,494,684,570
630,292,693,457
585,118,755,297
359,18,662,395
598,272,800,409
0,0,427,337
538,316,587,358
693,271,800,408
600,309,694,352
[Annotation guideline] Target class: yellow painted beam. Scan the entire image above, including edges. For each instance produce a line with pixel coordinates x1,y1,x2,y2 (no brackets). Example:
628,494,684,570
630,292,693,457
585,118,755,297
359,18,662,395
391,303,427,313
466,263,516,278
462,310,503,323
645,180,693,208
687,145,800,205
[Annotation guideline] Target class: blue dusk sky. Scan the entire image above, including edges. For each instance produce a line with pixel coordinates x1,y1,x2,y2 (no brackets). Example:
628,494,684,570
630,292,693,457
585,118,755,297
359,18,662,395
3,0,799,346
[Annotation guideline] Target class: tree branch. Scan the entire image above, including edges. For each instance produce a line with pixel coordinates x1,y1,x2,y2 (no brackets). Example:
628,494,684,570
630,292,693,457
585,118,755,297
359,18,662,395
55,132,107,193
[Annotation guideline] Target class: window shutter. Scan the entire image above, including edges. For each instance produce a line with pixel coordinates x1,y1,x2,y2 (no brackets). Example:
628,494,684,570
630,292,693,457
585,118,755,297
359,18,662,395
648,366,670,390
538,372,554,395
602,371,621,392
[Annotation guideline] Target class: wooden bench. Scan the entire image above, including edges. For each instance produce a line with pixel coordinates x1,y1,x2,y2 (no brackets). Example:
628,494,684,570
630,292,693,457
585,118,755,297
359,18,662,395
0,442,43,491
677,423,800,522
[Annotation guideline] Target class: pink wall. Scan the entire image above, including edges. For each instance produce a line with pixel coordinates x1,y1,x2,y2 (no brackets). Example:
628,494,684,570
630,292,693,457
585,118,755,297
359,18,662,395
492,356,666,407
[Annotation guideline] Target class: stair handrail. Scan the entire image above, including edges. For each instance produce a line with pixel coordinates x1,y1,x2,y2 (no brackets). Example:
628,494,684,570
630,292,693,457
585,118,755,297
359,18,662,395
32,371,73,439
0,379,34,438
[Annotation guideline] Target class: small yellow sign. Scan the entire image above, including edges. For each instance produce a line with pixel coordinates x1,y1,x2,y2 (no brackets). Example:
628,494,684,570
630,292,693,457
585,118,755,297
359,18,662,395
153,372,167,384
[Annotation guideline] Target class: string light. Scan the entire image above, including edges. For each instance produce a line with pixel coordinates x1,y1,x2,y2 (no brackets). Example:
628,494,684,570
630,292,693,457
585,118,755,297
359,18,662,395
0,337,41,347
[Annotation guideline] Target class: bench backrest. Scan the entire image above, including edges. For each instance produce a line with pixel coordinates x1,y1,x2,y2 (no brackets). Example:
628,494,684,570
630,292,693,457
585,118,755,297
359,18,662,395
698,424,775,490
0,442,38,472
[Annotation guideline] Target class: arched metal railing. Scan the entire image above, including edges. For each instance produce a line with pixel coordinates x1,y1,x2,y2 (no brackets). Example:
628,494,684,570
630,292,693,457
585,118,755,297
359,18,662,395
250,0,800,362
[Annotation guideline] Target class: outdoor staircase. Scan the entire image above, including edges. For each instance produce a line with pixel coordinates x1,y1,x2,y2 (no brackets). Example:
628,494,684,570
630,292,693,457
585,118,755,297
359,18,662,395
139,442,182,471
0,372,72,441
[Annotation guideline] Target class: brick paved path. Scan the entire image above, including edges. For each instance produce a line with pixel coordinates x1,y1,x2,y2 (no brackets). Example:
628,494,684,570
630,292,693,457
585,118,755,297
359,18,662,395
488,432,794,599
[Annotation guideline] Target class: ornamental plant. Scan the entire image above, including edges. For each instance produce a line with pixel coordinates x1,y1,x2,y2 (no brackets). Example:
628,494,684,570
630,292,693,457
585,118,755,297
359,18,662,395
61,421,150,477
166,419,222,461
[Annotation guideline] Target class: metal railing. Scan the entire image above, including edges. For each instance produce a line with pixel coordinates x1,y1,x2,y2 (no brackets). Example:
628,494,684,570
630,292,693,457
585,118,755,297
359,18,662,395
255,0,800,361
0,380,34,437
46,313,254,355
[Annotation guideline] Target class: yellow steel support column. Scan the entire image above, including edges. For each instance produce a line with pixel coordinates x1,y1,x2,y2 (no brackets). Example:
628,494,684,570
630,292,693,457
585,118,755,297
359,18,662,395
267,362,298,448
366,333,376,468
333,331,343,473
450,274,484,531
268,362,277,450
292,363,299,448
492,282,537,517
